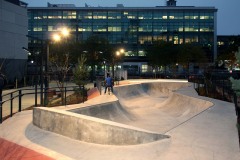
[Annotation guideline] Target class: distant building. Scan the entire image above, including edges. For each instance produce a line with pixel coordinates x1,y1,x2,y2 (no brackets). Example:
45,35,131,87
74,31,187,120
0,0,28,82
27,0,217,76
217,35,240,55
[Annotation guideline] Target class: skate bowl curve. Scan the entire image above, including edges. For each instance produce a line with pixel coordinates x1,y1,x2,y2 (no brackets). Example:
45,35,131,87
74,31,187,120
33,81,213,145
71,82,213,133
33,107,169,145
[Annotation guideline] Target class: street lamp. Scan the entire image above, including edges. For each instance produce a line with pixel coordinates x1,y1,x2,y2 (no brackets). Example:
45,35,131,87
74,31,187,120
53,27,70,40
44,27,70,105
27,28,70,106
114,48,124,84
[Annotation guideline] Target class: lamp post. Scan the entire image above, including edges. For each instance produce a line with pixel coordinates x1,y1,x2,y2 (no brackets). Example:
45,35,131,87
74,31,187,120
45,28,70,102
25,35,45,105
43,41,50,105
22,47,39,106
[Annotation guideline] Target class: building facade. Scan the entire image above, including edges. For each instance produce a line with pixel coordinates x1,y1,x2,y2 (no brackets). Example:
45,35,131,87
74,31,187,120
0,0,28,82
27,1,217,76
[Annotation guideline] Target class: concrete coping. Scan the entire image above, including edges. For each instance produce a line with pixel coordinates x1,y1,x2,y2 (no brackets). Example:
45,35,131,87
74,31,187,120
33,107,169,145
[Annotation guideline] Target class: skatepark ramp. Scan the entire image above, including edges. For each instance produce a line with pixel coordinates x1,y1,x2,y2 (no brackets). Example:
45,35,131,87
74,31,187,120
33,107,169,145
33,81,213,145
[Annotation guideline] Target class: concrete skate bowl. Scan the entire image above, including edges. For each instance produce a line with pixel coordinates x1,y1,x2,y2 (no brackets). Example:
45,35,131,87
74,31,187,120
71,82,213,133
33,82,213,145
33,107,168,145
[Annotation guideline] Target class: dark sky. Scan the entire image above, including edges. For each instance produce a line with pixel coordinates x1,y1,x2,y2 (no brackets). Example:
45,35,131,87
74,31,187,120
24,0,240,35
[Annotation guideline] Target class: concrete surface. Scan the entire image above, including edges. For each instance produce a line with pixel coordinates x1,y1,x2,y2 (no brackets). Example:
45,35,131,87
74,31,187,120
0,79,239,160
33,107,168,145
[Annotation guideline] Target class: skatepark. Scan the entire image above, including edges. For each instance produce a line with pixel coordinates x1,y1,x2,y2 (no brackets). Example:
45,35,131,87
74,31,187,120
0,79,239,160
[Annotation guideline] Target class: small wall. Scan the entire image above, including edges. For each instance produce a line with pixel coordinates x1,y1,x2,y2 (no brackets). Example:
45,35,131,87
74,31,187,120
33,107,169,145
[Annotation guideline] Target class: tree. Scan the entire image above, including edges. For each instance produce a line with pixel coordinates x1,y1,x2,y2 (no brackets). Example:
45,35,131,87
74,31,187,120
230,47,240,126
83,35,110,80
145,41,177,75
73,54,89,87
49,40,72,105
177,44,207,72
217,36,240,68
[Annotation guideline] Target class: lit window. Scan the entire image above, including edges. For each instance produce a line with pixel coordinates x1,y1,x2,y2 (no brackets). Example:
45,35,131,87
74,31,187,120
33,27,42,31
162,16,168,19
142,65,148,73
63,11,76,19
139,51,145,56
217,41,224,45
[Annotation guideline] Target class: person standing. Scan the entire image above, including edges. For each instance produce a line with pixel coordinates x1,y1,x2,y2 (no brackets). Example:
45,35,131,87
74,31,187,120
104,73,113,94
0,73,7,102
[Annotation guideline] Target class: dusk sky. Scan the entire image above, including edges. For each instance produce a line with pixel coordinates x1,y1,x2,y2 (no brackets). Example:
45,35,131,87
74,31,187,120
24,0,240,35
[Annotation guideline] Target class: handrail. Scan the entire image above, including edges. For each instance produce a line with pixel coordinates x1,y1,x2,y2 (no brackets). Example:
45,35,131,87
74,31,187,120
0,85,85,124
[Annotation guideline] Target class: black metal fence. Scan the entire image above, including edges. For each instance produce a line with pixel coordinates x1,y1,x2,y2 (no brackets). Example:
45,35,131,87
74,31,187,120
0,85,86,124
189,71,240,147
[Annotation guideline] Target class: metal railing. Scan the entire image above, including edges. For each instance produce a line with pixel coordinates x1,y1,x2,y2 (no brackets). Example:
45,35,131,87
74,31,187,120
0,85,86,124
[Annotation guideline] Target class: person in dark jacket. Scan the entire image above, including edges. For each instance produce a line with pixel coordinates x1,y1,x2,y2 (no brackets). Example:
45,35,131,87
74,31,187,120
0,73,7,102
104,73,113,94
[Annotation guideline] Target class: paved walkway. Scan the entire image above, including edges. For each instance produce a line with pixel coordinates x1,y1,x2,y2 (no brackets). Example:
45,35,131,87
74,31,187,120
0,79,239,160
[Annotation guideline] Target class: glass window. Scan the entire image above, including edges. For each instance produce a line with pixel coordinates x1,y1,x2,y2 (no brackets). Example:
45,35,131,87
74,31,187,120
63,11,76,19
175,12,184,19
108,11,121,19
127,12,137,19
169,11,184,20
48,11,62,19
78,12,92,19
184,22,199,32
93,22,107,32
43,12,47,19
200,12,214,20
138,12,152,19
199,22,214,32
33,11,43,19
78,22,92,31
153,12,167,20
185,35,199,43
169,22,183,32
153,35,167,42
139,22,152,32
153,22,167,32
108,26,121,32
139,36,152,44
141,65,148,73
93,11,107,19
108,22,121,31
184,12,198,19
33,26,42,31
139,51,146,56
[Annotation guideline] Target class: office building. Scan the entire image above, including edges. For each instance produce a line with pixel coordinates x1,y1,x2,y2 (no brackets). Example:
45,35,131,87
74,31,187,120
27,0,217,76
0,0,28,82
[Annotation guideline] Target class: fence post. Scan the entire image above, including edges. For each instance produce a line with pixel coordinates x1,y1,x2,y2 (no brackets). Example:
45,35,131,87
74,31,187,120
82,85,85,103
0,102,2,123
64,87,67,106
222,79,225,100
10,93,13,116
234,93,239,116
18,90,22,112
35,83,37,107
